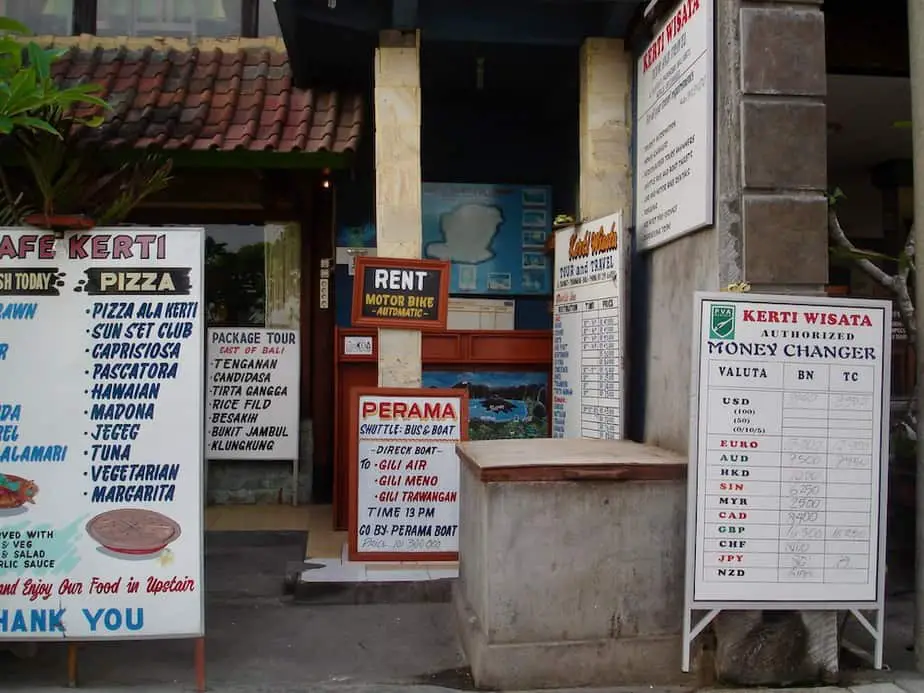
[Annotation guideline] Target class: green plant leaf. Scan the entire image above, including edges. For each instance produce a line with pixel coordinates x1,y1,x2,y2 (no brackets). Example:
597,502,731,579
25,41,51,81
0,17,32,36
12,115,62,137
80,114,106,127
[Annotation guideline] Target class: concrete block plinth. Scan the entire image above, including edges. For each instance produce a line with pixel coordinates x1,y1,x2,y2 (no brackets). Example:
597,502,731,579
453,438,697,690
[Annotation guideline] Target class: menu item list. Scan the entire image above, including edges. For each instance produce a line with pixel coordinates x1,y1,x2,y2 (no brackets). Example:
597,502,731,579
691,295,889,604
206,328,300,460
552,212,627,440
350,390,466,561
0,228,204,640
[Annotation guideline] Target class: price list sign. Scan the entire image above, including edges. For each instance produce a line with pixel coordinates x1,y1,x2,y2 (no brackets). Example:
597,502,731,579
686,292,891,608
552,212,627,440
0,227,204,641
348,387,467,562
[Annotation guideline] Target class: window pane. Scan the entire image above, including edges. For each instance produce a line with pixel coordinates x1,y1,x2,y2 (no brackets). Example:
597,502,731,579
205,224,302,329
0,0,73,34
257,0,281,37
96,0,243,38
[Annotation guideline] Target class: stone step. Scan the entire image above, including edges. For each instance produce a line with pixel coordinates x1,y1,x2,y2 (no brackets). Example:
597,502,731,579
288,556,457,605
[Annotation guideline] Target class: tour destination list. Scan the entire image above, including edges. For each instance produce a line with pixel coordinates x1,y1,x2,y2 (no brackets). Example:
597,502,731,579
0,229,205,640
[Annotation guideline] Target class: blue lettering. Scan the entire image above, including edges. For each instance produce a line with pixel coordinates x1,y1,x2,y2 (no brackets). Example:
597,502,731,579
0,445,67,462
90,382,161,400
81,608,144,632
0,608,65,632
90,403,155,421
92,362,179,380
0,303,37,320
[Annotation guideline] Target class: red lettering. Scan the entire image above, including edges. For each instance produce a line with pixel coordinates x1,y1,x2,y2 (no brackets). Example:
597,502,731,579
57,578,84,595
0,233,57,260
146,575,197,594
362,400,457,421
69,234,90,259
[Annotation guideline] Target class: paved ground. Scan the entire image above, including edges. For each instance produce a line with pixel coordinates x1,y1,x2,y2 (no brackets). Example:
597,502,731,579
3,531,924,692
4,531,467,691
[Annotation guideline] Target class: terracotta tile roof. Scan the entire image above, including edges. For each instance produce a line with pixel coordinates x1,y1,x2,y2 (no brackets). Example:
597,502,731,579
46,38,363,155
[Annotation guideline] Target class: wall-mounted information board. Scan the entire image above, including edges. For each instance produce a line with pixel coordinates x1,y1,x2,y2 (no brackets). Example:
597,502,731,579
682,292,892,671
348,387,467,562
551,211,628,439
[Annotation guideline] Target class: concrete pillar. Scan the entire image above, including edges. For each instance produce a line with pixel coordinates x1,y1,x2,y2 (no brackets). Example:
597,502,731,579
643,0,829,451
374,29,423,387
734,0,828,293
709,0,836,685
578,38,633,221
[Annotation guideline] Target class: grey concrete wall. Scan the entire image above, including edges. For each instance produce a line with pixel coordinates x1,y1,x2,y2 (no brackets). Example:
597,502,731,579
640,0,832,684
642,0,827,454
455,462,692,689
207,418,313,504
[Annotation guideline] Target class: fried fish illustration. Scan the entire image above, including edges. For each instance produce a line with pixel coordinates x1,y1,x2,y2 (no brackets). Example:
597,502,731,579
0,474,38,508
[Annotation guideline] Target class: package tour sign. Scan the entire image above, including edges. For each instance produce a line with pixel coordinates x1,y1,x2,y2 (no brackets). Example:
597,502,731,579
205,327,300,460
681,292,891,671
552,212,628,440
0,227,204,641
351,256,450,331
634,0,715,251
348,387,468,562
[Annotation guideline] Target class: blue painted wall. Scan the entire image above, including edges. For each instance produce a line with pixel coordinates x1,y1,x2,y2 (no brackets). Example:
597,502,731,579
332,47,578,332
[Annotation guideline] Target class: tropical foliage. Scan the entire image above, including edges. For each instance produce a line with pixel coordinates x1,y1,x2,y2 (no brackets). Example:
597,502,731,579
0,110,173,227
0,16,173,229
0,16,108,137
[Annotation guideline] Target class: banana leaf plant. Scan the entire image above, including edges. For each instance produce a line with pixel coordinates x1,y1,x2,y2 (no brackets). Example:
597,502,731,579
0,109,173,230
0,16,109,137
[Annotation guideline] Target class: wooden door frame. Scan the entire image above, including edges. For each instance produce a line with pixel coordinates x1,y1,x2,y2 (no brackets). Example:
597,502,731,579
126,167,337,505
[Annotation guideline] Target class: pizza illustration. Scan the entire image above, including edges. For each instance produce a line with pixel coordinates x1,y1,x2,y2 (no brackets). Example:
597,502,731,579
85,508,181,556
0,474,38,509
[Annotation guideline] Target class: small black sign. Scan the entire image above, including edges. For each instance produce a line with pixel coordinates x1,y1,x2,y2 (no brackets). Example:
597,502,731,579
352,257,450,331
0,268,63,296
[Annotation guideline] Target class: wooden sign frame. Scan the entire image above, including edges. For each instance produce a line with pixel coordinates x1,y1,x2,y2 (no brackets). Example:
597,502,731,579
348,386,469,562
351,256,451,331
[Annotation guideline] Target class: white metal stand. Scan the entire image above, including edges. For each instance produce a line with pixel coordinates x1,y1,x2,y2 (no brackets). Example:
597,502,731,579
681,605,886,672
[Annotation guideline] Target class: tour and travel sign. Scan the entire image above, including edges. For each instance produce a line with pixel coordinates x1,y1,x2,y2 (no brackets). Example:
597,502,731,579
0,228,204,641
552,212,627,441
681,291,892,670
351,256,450,331
348,387,468,562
